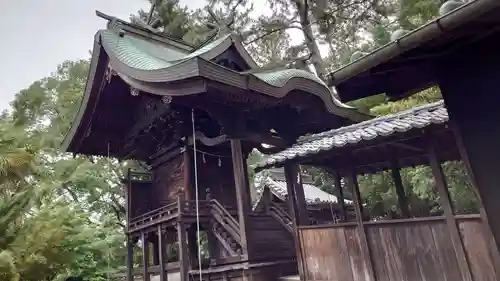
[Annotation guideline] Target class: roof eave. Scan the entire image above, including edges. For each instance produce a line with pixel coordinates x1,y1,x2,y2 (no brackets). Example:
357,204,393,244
327,0,500,96
60,34,107,154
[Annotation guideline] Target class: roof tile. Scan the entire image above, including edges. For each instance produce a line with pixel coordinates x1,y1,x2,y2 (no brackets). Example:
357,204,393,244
256,101,448,170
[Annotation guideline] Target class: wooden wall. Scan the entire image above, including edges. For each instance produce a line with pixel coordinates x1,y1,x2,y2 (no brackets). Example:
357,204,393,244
196,154,237,209
298,216,498,281
152,155,185,208
129,180,154,219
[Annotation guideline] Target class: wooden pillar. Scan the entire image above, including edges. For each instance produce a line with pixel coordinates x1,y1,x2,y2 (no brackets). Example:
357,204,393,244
437,39,500,252
141,232,150,281
206,226,219,265
346,170,377,281
263,186,271,213
390,161,410,218
183,145,194,200
187,227,199,269
428,144,473,281
158,225,167,281
451,124,500,274
294,168,309,225
177,221,189,281
230,139,251,258
284,163,306,280
152,238,160,266
332,171,347,221
126,234,134,281
126,168,132,229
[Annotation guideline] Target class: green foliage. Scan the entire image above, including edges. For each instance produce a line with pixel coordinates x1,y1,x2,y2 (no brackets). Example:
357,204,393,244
0,60,129,281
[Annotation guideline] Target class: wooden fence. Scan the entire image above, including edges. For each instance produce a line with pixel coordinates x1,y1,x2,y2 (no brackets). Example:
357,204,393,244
298,215,498,281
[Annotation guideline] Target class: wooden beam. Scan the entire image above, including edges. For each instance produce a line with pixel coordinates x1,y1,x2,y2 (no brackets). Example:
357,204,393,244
157,225,167,281
230,139,251,258
284,163,306,281
428,144,473,281
332,171,347,221
346,170,377,281
389,142,424,153
141,232,150,281
177,221,189,281
390,160,410,218
127,235,134,281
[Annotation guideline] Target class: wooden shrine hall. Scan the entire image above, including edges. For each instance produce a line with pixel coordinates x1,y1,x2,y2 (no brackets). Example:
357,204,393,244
61,11,368,281
256,101,500,281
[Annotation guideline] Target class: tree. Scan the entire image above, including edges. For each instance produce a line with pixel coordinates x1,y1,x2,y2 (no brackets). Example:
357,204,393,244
0,59,133,281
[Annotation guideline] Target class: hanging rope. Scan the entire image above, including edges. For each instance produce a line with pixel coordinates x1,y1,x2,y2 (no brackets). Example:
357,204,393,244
191,110,203,281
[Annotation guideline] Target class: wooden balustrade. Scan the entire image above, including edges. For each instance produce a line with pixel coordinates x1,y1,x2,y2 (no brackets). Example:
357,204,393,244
268,202,293,233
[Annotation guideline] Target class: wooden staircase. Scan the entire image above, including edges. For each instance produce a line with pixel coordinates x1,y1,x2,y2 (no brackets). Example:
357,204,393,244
210,199,243,258
250,202,296,261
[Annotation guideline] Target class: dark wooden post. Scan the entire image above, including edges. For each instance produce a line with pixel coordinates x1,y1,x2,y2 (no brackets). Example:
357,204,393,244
187,227,199,269
141,232,150,281
206,225,219,265
332,171,347,221
183,144,194,200
230,139,251,258
284,163,307,280
346,170,377,281
263,186,271,213
157,225,167,281
428,144,473,281
177,221,189,281
294,168,309,225
126,168,132,230
152,238,160,266
126,234,134,281
390,161,410,218
437,45,500,253
451,124,500,274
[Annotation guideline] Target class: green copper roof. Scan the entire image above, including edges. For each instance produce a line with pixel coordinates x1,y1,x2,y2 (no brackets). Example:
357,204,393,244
253,69,327,88
95,28,363,117
100,29,234,71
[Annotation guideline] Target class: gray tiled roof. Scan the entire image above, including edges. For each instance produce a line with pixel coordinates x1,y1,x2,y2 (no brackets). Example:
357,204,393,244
256,101,448,170
252,169,353,210
262,177,348,204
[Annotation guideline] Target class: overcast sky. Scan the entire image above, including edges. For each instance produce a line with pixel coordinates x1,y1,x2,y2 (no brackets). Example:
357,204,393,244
0,0,207,111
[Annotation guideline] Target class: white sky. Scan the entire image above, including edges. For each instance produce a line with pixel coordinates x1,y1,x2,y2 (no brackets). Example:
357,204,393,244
0,0,310,111
0,0,205,111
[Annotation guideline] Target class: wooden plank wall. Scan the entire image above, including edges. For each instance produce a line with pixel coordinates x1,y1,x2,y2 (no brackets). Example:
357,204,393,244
152,155,185,207
457,218,497,281
299,216,497,281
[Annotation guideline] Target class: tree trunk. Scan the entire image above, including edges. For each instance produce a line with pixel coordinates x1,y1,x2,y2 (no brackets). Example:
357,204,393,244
294,0,327,81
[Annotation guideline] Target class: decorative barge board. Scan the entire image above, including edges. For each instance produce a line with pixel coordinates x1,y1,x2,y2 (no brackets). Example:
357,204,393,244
60,11,367,281
324,0,500,272
256,101,500,281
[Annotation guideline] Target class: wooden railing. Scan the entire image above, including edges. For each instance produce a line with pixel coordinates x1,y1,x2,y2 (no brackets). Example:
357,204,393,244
268,202,293,233
210,199,242,256
129,202,178,232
